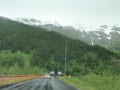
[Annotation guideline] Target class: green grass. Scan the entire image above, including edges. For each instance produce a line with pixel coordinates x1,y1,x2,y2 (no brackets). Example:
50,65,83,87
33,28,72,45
59,74,120,90
59,77,95,90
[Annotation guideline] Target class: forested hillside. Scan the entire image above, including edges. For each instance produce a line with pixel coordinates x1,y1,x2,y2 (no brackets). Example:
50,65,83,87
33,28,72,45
0,17,120,76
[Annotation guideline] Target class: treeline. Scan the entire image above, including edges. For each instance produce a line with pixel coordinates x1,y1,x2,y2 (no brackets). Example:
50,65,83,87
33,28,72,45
0,17,120,76
0,50,44,75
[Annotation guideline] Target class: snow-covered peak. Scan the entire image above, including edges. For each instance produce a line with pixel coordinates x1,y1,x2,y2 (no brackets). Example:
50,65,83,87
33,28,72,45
13,18,63,27
12,18,120,36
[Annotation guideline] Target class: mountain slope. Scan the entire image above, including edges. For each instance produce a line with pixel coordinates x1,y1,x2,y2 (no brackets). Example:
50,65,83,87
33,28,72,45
13,18,120,52
0,17,120,75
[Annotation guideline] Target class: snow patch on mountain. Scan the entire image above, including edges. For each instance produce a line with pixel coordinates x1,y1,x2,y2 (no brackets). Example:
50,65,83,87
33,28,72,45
117,31,120,34
97,38,102,40
82,35,84,37
106,37,111,40
102,26,113,35
94,32,100,37
11,18,120,40
17,18,29,25
105,45,108,48
13,18,62,27
91,37,94,45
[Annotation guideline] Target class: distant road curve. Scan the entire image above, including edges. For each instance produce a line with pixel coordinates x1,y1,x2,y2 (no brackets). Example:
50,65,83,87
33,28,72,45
0,77,78,90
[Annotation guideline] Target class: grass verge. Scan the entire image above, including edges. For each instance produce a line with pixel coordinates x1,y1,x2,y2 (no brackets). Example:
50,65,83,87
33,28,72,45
59,73,120,90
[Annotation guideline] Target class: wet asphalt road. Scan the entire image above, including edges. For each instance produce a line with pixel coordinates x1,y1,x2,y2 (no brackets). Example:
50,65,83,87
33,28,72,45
0,77,78,90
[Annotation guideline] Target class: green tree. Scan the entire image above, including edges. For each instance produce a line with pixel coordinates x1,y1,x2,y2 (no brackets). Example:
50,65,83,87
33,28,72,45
24,59,31,75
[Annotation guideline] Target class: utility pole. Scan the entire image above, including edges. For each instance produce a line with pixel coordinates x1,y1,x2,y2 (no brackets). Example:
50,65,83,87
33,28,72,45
64,36,67,75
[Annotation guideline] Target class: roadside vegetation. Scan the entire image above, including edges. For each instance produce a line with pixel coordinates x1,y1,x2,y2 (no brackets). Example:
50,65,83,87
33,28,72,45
0,75,41,87
60,73,120,90
0,50,45,75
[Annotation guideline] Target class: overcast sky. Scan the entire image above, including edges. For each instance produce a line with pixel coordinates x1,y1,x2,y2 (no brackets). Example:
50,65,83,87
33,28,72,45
0,0,120,27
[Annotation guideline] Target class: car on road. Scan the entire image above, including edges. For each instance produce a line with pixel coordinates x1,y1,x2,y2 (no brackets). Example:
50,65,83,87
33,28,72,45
50,70,63,76
45,73,50,78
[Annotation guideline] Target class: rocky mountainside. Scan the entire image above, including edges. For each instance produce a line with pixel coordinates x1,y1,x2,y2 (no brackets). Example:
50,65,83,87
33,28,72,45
13,18,120,52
